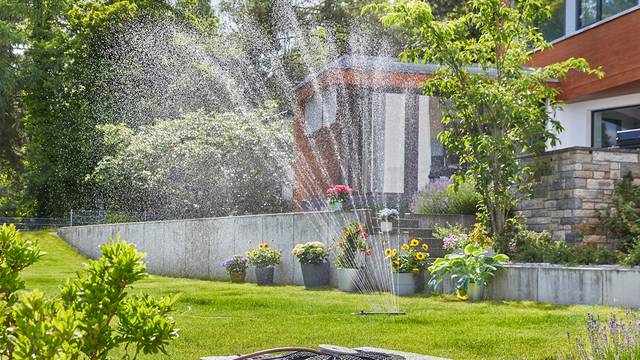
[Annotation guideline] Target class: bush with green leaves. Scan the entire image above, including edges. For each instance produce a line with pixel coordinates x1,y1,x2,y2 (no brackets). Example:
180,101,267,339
0,224,178,359
600,172,640,252
621,238,640,266
428,244,509,298
414,179,481,215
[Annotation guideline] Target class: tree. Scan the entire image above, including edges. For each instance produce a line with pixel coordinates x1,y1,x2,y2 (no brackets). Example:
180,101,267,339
372,0,602,250
89,106,293,218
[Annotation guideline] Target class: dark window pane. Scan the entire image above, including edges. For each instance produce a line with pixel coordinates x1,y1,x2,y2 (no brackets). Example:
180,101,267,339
593,105,640,148
579,0,599,28
541,0,566,41
602,0,636,18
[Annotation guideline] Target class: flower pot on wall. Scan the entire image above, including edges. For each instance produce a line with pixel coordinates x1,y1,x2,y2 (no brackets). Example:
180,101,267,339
337,268,361,292
467,282,485,301
301,263,330,288
255,266,275,286
330,202,344,211
229,272,246,283
380,221,393,232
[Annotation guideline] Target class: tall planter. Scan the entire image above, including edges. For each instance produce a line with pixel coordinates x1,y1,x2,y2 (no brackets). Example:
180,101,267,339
467,282,485,301
301,263,330,288
255,266,275,286
337,268,362,292
393,271,425,296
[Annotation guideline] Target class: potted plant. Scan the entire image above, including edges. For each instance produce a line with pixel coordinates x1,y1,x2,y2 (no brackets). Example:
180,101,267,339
292,241,330,288
332,221,371,292
325,184,352,211
428,244,509,301
385,239,430,296
222,255,248,283
246,242,281,286
378,208,400,232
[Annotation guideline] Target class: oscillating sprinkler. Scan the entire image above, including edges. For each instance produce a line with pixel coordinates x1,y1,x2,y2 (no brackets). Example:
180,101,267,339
352,310,406,316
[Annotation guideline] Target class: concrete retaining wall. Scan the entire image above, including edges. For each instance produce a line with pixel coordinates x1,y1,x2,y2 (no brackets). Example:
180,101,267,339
435,264,640,307
57,210,367,286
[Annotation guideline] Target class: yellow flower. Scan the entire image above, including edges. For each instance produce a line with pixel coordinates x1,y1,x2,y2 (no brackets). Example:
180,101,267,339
263,243,270,249
422,243,429,251
401,244,410,250
410,239,419,247
385,248,392,257
393,260,399,265
246,251,250,257
392,249,398,256
416,252,426,260
412,268,419,273
258,244,264,250
252,250,257,256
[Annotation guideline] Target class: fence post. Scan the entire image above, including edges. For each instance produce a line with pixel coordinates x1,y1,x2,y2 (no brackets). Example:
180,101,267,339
70,209,73,227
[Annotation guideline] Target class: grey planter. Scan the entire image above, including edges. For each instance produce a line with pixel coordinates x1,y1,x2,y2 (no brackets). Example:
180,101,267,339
255,266,275,286
467,282,485,301
393,272,420,296
301,263,330,288
337,268,362,292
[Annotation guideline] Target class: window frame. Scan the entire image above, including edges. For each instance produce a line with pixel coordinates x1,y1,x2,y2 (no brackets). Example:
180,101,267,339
590,104,640,148
577,0,638,29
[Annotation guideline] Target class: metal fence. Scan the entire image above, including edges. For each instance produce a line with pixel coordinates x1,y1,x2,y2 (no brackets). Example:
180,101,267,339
0,217,70,230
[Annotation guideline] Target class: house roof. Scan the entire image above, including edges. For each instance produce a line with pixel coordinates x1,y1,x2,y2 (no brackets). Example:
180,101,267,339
294,55,558,93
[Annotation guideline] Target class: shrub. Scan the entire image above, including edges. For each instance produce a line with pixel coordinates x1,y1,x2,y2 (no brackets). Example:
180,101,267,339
246,242,281,267
599,172,640,252
621,237,640,266
0,225,178,359
414,179,481,215
506,218,621,265
292,242,329,264
433,223,492,251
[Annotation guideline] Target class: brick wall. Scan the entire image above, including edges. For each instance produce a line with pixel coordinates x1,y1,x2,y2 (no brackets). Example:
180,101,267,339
518,147,640,245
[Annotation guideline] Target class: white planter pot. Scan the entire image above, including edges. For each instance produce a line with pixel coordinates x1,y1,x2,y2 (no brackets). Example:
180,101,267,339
337,268,362,292
393,272,417,296
467,282,485,301
380,221,393,232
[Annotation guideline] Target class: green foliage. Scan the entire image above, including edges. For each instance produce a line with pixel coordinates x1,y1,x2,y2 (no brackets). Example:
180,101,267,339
620,238,640,266
428,244,509,296
292,242,329,265
332,221,370,269
600,172,640,252
0,227,178,359
415,180,481,215
90,107,292,217
505,218,621,265
371,0,602,238
246,243,281,267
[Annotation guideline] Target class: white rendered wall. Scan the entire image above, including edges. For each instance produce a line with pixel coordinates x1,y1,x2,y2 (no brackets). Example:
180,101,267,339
550,93,640,150
418,96,431,189
383,93,405,193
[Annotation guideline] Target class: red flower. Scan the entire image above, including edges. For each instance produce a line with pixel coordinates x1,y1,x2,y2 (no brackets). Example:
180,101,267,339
338,242,343,248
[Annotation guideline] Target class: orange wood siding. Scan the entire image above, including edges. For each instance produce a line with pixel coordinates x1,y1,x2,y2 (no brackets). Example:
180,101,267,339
530,8,640,102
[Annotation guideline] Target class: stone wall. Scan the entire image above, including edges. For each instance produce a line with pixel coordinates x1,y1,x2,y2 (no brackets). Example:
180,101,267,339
518,147,640,245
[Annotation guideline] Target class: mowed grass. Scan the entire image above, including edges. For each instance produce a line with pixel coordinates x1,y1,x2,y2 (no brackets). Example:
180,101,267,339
20,231,614,360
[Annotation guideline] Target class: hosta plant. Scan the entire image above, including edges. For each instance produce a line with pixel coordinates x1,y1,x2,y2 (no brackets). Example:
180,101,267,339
428,244,509,298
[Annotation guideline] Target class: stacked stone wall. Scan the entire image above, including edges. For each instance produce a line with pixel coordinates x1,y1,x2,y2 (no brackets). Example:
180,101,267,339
519,147,640,245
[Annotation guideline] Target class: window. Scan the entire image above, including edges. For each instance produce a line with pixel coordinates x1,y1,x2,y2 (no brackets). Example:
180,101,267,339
578,0,637,29
541,0,566,41
592,105,640,148
303,87,337,135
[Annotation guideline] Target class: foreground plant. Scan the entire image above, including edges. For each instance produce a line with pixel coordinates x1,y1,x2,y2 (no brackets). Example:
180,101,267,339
332,221,370,269
370,0,602,248
563,312,640,360
0,225,178,359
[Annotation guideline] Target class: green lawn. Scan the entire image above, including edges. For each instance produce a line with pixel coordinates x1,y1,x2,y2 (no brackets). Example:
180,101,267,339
21,231,612,360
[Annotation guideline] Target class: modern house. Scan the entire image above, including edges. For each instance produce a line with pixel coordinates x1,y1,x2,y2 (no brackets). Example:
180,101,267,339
292,3,640,245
